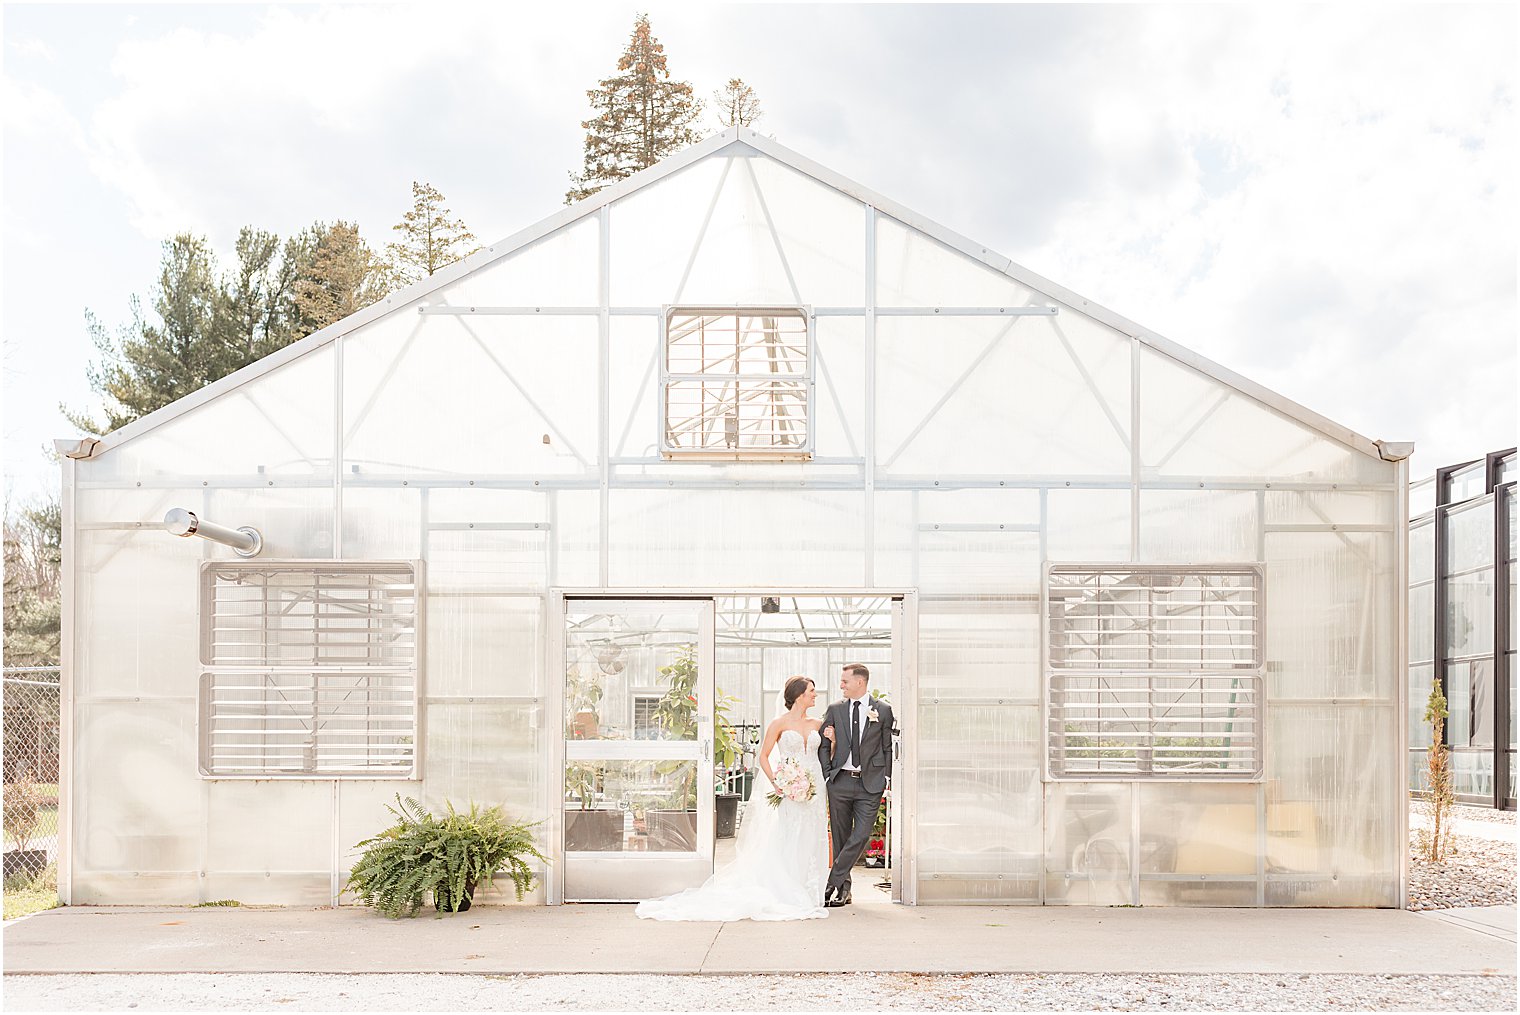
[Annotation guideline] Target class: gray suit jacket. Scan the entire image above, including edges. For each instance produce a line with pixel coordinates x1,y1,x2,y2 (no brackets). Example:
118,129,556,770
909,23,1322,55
817,697,894,797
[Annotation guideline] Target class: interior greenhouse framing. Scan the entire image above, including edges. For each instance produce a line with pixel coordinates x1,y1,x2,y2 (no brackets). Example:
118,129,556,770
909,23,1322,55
56,128,1411,909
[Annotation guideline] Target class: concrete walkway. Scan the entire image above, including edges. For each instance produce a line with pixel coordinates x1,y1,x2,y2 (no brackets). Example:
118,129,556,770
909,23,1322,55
3,904,1514,977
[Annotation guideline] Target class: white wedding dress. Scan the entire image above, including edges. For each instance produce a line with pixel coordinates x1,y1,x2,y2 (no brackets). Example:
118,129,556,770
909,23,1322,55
635,729,829,922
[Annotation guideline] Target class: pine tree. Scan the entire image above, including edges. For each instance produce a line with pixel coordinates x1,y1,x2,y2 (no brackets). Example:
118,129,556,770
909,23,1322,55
566,14,705,203
64,222,370,435
3,496,62,667
383,182,479,287
294,221,388,334
713,78,762,129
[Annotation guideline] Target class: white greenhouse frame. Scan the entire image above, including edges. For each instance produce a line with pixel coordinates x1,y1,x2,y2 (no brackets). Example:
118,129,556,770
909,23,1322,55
56,128,1412,911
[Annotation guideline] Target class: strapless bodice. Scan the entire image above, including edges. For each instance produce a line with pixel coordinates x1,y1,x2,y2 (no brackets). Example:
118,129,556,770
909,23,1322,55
778,729,821,755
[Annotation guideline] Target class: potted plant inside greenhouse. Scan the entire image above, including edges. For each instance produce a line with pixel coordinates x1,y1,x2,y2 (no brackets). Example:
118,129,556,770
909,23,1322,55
564,762,625,851
346,796,546,917
645,646,743,848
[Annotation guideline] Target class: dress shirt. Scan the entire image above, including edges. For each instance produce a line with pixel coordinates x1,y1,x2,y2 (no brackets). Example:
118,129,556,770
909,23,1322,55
840,693,869,772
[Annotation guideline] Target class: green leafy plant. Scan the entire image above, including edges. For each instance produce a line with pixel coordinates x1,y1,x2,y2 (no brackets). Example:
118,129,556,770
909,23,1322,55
346,796,547,918
652,644,742,807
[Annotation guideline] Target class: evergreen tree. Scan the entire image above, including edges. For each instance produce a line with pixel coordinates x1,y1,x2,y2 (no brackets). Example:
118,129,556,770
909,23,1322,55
65,220,383,435
383,182,479,287
294,221,388,334
3,496,62,667
566,14,705,203
713,78,762,129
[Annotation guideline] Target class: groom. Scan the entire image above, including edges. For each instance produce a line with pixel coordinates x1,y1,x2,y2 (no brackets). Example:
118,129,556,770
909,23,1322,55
817,663,894,907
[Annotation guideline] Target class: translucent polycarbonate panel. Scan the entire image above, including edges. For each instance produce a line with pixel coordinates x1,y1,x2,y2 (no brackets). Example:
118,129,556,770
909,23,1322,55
1408,663,1434,748
1445,496,1494,575
444,216,599,306
812,317,866,460
340,487,423,559
875,312,1131,477
606,488,866,587
916,529,1040,595
875,215,1040,307
425,703,542,815
1448,461,1487,503
1139,490,1259,562
1499,453,1518,486
91,344,334,481
1045,488,1131,562
549,489,600,587
1138,880,1259,907
207,485,335,558
745,154,868,306
1264,530,1396,701
608,316,660,459
1139,347,1394,484
1445,572,1494,657
75,520,202,699
1409,517,1435,585
1265,703,1400,906
1265,489,1397,528
1044,782,1133,905
1137,782,1259,876
915,487,1043,527
202,872,332,907
1409,583,1435,664
341,313,598,477
427,594,542,698
75,701,203,874
72,872,200,906
919,598,1040,702
205,780,333,873
916,703,1041,903
609,148,865,306
335,781,422,886
426,528,547,593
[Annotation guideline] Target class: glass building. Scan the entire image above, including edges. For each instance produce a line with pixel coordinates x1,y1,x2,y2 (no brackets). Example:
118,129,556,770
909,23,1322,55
55,129,1412,909
1408,449,1517,809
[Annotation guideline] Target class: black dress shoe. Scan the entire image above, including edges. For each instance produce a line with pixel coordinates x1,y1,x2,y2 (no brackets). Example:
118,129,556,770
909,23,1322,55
824,896,845,908
840,892,853,905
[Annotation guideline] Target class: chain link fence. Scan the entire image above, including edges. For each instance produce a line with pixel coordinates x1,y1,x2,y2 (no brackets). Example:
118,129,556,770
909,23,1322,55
3,667,60,889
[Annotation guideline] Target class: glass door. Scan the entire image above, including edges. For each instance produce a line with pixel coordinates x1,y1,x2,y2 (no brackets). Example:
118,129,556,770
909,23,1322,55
561,599,715,902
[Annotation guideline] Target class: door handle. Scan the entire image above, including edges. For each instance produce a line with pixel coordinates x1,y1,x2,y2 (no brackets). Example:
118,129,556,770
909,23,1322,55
701,741,710,762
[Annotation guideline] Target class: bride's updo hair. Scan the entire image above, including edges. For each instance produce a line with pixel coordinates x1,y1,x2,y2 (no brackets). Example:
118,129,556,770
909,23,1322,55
783,676,814,710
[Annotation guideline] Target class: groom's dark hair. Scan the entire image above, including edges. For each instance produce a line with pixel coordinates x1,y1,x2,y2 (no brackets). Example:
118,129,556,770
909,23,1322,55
843,663,870,682
783,676,814,709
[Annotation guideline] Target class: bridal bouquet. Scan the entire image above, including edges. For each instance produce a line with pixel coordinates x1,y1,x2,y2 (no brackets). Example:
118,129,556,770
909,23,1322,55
766,759,816,808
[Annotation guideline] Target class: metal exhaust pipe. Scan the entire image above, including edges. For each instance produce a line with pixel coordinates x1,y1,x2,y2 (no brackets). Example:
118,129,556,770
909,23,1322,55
163,508,263,557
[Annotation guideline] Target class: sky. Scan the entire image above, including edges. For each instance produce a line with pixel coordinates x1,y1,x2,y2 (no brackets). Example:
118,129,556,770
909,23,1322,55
3,2,1516,506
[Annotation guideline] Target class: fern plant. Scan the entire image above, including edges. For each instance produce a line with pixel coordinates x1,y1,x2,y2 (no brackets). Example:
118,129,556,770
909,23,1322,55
345,796,547,918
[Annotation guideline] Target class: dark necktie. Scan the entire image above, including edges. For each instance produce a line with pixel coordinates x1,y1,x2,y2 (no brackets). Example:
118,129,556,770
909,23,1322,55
850,700,862,768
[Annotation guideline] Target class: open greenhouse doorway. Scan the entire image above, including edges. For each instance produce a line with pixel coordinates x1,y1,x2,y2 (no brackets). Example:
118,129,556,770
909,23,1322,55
713,595,903,908
553,592,909,906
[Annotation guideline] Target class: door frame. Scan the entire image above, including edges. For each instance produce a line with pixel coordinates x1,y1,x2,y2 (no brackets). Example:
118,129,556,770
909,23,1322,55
545,588,918,906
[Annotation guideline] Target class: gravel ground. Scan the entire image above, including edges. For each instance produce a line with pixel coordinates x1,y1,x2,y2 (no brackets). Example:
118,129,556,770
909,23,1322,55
1448,804,1518,827
2,972,1516,1013
1407,829,1517,912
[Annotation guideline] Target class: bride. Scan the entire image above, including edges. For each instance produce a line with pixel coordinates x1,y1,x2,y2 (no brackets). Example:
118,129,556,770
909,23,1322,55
635,676,832,922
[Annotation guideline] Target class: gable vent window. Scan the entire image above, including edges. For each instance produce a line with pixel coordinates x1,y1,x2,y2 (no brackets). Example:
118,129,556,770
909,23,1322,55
198,561,421,779
662,308,813,459
1045,564,1263,781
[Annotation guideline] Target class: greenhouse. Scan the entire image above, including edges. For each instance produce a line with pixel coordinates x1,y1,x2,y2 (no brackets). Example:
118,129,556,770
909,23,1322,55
55,127,1412,909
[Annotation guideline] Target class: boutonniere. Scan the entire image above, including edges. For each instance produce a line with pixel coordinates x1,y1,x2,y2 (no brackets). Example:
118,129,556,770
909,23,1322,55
866,709,880,723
